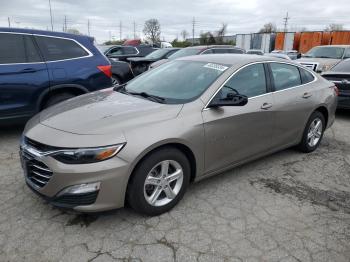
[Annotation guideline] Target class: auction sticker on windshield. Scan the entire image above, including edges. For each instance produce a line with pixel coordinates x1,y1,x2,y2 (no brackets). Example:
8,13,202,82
204,63,228,72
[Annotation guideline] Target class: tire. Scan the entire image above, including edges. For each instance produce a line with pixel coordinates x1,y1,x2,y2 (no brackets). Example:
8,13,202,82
298,111,326,153
112,75,121,86
127,147,191,216
44,92,76,109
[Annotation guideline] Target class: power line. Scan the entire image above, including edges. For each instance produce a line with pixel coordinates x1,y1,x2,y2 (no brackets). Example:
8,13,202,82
283,12,290,32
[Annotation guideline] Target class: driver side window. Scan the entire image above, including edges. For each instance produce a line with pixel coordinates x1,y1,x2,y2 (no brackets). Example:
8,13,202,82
218,63,267,99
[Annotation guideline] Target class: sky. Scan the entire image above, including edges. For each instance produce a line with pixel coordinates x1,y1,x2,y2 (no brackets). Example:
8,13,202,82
1,0,349,44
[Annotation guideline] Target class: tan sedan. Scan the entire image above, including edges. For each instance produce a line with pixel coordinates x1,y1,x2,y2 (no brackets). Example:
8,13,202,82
21,55,337,215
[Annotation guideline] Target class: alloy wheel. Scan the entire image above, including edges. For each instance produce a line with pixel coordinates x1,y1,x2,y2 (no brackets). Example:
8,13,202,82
143,160,183,207
307,118,323,147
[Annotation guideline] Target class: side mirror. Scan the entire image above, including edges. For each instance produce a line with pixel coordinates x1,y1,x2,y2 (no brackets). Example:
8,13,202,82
208,92,248,108
297,53,302,59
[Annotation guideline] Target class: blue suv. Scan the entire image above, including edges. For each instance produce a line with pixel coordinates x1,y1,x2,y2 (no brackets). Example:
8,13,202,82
0,28,112,123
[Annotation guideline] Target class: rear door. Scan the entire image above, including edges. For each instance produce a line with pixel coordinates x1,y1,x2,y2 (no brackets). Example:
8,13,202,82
268,62,317,148
202,63,275,173
34,35,92,90
0,33,49,119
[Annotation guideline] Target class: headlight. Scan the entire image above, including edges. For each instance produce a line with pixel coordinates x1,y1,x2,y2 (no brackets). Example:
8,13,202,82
322,64,334,72
50,143,125,164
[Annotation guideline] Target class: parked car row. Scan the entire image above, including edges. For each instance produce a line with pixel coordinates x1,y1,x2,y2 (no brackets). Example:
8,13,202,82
1,27,348,126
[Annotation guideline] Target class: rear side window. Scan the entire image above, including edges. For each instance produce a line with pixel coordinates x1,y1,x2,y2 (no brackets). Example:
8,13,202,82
0,33,42,64
299,68,315,84
213,49,229,54
35,36,88,61
201,49,213,54
123,46,138,55
270,63,302,91
228,48,244,54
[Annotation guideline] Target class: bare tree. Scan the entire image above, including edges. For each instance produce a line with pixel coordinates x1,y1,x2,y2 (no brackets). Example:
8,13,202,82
180,30,189,41
259,23,277,33
325,23,344,31
143,19,161,44
216,23,227,44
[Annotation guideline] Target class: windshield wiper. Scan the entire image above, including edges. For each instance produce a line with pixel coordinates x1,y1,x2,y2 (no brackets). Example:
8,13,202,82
128,91,165,103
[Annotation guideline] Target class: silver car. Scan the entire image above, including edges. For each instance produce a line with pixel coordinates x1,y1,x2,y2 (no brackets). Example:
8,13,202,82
21,55,337,215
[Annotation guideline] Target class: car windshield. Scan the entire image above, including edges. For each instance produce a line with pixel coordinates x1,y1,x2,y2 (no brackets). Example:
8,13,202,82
304,46,345,59
122,60,229,104
145,49,171,59
331,59,350,72
168,48,202,60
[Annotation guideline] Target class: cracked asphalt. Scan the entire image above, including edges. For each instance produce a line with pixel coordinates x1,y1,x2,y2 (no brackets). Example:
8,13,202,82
0,111,350,262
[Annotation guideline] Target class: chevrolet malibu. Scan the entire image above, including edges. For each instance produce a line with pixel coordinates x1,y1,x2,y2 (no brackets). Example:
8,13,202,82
20,55,337,216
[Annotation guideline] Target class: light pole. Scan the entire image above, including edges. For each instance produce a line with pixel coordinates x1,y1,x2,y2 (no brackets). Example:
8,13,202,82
48,0,54,31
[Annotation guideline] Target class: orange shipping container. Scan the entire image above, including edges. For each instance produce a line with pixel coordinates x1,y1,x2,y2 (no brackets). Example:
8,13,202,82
321,32,332,45
274,32,285,50
331,31,350,45
299,32,322,53
293,32,301,51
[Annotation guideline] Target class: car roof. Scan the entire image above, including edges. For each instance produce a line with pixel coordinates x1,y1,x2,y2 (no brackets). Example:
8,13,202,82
186,45,241,50
0,27,93,42
179,54,290,66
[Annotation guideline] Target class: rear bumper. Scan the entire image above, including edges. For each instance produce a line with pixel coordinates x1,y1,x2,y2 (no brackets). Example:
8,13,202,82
337,93,350,109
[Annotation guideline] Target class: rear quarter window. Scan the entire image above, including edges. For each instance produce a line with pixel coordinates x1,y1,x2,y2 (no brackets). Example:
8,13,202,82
299,68,315,84
35,36,89,61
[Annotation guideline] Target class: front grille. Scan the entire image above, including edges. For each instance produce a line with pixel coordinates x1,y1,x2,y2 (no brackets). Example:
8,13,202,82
299,62,318,71
22,150,53,188
53,191,99,206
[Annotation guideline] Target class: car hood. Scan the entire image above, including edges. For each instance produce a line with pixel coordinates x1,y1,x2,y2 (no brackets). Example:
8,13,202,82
38,88,183,135
297,57,340,65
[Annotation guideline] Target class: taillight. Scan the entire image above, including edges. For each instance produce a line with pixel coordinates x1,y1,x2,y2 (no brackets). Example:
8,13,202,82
331,85,339,96
97,65,112,78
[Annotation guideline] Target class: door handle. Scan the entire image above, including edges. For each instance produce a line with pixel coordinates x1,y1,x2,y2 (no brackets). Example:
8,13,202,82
20,68,37,73
261,102,272,110
302,92,312,99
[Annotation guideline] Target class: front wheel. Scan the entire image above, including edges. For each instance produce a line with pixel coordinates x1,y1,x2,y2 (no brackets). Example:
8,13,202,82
298,111,325,153
127,147,190,216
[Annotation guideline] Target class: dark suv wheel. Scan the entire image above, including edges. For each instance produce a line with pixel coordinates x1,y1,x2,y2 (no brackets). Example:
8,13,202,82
127,147,191,216
43,93,76,109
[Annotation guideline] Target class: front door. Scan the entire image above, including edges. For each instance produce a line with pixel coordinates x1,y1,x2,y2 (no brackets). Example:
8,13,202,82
202,63,275,173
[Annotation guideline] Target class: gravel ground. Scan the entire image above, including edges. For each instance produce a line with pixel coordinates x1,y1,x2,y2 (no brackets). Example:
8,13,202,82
0,111,349,262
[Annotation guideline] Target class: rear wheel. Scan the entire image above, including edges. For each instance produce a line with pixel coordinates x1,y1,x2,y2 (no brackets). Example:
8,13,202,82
43,92,76,109
298,111,325,153
127,147,190,216
111,75,121,86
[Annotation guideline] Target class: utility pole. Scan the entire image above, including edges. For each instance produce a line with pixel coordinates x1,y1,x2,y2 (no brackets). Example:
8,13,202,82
119,21,122,41
8,17,11,28
133,21,136,39
88,19,90,36
63,15,67,32
192,17,195,45
48,0,54,31
283,12,290,32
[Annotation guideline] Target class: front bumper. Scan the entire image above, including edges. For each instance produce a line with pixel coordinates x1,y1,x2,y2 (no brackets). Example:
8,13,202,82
20,146,131,212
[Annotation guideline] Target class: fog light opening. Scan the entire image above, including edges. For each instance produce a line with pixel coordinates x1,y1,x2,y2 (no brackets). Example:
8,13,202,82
57,182,100,196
